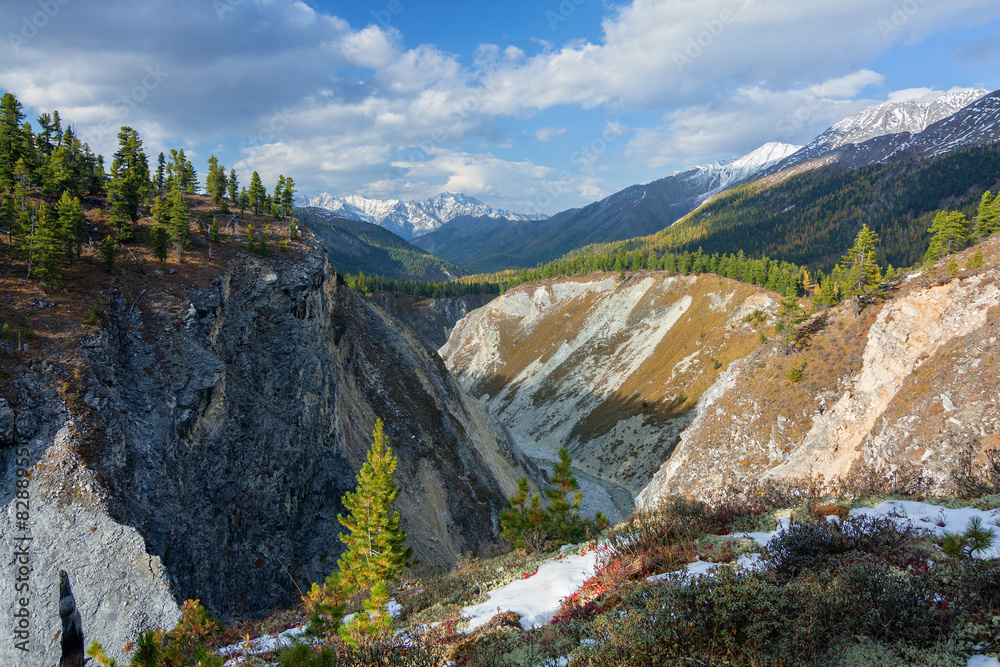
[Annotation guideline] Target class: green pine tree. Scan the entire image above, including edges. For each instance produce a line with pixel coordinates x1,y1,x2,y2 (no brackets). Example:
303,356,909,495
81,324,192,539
840,224,883,300
281,176,295,218
27,202,62,285
107,126,151,237
925,210,969,262
249,171,266,214
974,190,998,241
0,93,27,188
206,155,225,205
238,186,249,214
545,447,587,544
967,247,984,269
155,151,166,191
151,193,169,226
499,477,547,551
334,419,411,643
776,287,807,348
100,235,117,273
166,184,190,249
273,175,286,218
55,190,85,262
151,224,168,267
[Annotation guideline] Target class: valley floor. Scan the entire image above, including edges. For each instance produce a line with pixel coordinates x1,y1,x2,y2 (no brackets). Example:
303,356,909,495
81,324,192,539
517,439,636,523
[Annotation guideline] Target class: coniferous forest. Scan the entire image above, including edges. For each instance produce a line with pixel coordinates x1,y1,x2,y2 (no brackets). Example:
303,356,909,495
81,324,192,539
0,92,296,288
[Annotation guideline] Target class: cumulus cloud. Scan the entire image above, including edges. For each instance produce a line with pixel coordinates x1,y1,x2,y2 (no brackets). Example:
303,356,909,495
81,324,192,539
0,0,997,211
624,73,885,170
475,0,1000,115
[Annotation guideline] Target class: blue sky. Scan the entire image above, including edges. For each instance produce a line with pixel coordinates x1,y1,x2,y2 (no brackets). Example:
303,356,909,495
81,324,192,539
2,0,999,215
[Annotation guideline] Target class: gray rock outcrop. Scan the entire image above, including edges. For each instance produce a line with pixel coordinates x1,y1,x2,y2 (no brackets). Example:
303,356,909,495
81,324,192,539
1,240,538,666
369,292,493,349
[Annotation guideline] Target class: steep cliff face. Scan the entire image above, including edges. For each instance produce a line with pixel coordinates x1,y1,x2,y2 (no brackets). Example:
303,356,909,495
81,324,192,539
442,273,774,493
639,242,1000,504
1,240,537,667
368,292,493,348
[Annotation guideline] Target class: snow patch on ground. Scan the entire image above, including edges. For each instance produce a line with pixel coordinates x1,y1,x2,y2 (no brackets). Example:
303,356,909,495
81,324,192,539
968,657,1000,667
461,550,599,632
852,500,1000,559
218,625,309,664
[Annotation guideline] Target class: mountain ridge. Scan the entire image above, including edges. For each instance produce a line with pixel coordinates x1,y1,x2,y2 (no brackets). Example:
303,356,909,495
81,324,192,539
414,88,1000,273
295,191,544,239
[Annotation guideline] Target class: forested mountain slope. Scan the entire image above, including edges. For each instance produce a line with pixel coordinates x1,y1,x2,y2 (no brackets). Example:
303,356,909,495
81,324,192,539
298,207,469,281
573,145,1000,271
416,90,998,273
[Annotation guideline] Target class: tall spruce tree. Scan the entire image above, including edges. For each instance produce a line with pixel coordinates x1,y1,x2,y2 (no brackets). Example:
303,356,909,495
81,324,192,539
27,203,62,285
206,155,225,205
108,126,150,236
500,477,547,550
248,171,265,215
55,191,85,262
334,418,411,642
150,224,168,267
0,92,27,188
166,184,191,254
841,224,883,300
227,168,238,204
925,210,969,262
544,447,588,544
273,175,286,218
974,191,998,241
776,287,807,348
281,176,295,218
155,152,166,192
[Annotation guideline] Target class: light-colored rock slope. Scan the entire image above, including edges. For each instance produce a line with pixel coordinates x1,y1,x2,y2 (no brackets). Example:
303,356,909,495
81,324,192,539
639,241,1000,506
443,237,1000,508
442,273,775,493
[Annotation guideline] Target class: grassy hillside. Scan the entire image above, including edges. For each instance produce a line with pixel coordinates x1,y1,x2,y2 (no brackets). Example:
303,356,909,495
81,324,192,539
299,208,470,281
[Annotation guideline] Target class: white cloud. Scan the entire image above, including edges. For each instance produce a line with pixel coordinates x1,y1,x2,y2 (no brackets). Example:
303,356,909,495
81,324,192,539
0,0,997,212
474,0,1000,115
535,126,567,141
886,85,982,103
625,73,885,171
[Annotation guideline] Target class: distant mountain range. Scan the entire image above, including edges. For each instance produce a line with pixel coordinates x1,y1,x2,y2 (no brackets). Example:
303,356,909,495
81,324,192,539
413,88,1000,273
298,206,468,282
294,191,544,239
298,88,1000,277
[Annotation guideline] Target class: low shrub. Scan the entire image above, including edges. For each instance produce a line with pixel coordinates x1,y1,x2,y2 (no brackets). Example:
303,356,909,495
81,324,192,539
83,301,105,325
575,553,963,666
952,446,1000,498
764,514,926,576
276,642,437,667
827,463,934,500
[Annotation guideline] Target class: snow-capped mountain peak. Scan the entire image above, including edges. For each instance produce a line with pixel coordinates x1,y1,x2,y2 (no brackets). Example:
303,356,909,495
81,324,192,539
295,192,543,239
698,142,803,189
792,88,989,162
